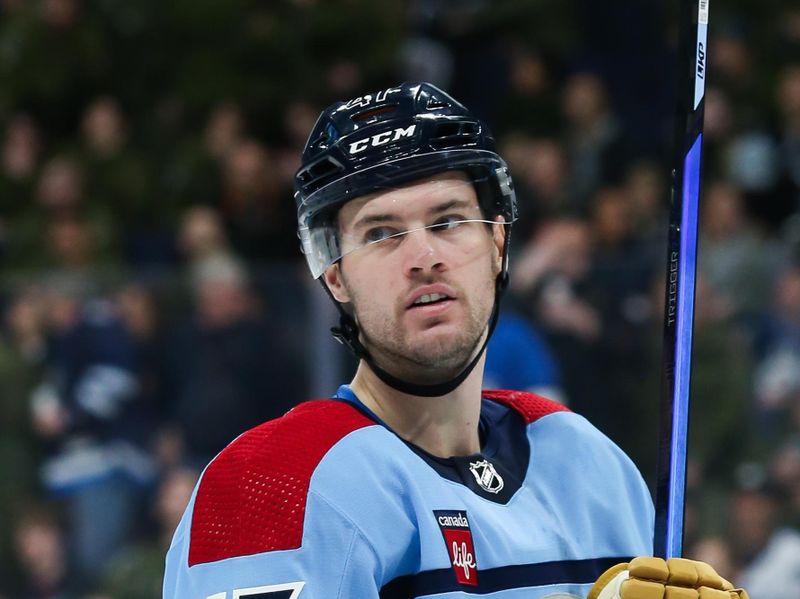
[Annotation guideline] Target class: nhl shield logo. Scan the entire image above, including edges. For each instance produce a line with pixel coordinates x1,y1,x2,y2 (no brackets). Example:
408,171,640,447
469,459,504,494
433,510,478,586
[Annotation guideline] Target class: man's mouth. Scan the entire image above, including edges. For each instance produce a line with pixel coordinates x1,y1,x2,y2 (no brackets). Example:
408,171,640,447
405,285,458,316
410,292,451,307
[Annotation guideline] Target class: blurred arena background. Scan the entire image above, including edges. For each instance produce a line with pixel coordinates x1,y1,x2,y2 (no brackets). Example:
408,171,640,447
1,0,799,596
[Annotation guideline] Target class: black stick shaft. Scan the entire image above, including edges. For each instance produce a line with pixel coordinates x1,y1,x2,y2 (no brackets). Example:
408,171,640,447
653,0,709,559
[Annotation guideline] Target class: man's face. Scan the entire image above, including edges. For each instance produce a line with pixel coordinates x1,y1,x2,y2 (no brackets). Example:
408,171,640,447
323,172,505,384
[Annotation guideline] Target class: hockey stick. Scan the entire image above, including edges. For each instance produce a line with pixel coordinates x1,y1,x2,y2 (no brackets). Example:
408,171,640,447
653,0,709,559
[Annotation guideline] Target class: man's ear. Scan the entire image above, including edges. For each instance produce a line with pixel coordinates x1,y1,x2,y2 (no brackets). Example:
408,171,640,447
323,263,351,303
492,219,507,273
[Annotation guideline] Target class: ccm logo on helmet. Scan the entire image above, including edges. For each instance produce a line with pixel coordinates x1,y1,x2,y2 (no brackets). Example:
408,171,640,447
348,125,416,155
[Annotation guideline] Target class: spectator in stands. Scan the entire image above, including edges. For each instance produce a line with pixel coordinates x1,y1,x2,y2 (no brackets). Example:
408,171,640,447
497,43,562,136
81,96,126,160
100,467,200,599
115,282,173,471
272,100,318,200
46,215,94,270
512,218,603,423
80,96,150,221
30,279,156,591
0,287,47,578
10,504,71,598
40,0,78,30
685,276,753,482
769,437,800,523
0,113,42,215
688,536,738,585
36,156,83,213
7,155,118,273
500,135,570,242
163,255,301,467
583,186,656,459
752,264,800,445
204,102,245,161
776,64,800,193
151,101,245,222
698,180,781,328
773,7,800,60
732,483,800,599
561,71,631,211
178,205,234,279
283,100,320,153
219,139,298,260
623,159,668,246
709,24,760,118
702,86,736,180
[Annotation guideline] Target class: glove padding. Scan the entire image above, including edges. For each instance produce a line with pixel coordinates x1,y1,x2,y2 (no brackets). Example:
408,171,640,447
587,557,749,599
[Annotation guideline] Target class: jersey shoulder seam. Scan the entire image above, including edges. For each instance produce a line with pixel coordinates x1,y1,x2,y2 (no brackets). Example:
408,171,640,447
188,399,376,566
308,488,383,597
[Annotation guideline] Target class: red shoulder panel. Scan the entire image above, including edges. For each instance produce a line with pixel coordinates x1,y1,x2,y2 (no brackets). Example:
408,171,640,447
482,389,570,424
188,400,375,566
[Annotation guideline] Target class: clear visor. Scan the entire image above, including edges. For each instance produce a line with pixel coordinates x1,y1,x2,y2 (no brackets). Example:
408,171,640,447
298,153,516,279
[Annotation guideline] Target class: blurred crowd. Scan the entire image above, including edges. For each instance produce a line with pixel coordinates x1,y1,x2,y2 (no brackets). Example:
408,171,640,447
2,0,800,597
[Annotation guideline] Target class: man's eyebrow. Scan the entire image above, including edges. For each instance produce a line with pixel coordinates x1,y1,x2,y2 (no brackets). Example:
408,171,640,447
428,198,473,215
352,212,399,230
351,198,475,230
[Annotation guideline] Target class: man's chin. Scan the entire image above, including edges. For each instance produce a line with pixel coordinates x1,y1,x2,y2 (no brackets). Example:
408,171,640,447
411,319,467,343
400,334,482,375
361,320,487,382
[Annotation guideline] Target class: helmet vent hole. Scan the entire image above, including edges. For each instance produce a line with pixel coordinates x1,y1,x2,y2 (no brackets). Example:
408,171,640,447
352,105,397,122
296,156,343,189
426,97,450,110
434,122,460,137
430,121,481,149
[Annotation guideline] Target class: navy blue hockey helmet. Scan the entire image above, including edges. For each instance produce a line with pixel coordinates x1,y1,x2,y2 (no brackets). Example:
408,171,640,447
294,81,517,279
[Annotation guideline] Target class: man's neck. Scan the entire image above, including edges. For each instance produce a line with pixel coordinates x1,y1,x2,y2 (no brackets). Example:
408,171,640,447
349,356,486,459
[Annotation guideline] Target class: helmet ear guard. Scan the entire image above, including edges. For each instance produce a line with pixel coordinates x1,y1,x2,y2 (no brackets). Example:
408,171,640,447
470,162,516,286
293,82,516,397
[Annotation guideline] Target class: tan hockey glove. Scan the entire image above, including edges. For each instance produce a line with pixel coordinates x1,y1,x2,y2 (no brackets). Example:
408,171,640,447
587,557,749,599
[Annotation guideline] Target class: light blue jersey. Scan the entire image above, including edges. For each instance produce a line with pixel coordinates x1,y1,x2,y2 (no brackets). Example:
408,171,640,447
164,388,653,598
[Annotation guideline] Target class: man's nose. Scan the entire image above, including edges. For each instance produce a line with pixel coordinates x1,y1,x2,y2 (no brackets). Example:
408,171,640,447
402,228,445,276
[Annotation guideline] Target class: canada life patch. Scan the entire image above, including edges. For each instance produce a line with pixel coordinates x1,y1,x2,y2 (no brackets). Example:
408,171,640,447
434,510,478,586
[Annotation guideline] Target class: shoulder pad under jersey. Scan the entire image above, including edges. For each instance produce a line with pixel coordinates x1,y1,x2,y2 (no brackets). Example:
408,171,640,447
188,400,376,566
482,389,570,423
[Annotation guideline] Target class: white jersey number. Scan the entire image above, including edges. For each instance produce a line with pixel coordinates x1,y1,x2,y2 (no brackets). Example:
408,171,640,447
207,581,305,599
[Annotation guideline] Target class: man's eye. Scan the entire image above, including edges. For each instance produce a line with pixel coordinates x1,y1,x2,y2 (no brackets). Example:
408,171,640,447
431,215,464,231
364,226,398,243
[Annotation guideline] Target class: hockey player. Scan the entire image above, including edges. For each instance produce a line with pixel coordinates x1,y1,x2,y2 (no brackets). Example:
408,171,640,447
164,82,748,599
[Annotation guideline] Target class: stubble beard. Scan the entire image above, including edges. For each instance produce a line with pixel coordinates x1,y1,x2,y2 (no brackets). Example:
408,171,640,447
349,281,494,385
